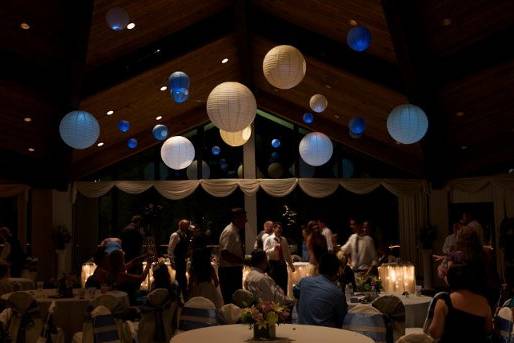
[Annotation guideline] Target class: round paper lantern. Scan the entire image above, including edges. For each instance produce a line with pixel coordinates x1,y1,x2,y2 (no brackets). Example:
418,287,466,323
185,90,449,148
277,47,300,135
309,94,328,113
347,26,372,52
59,110,100,149
220,159,229,171
118,120,130,133
105,7,129,31
127,138,138,149
220,126,252,147
211,145,221,156
267,162,284,179
271,151,279,160
341,158,354,178
299,132,333,166
207,82,256,132
237,164,243,178
271,138,281,148
262,45,306,89
289,159,315,178
303,112,314,124
349,117,366,136
152,124,168,141
387,104,428,144
160,136,195,170
186,160,211,180
168,71,190,104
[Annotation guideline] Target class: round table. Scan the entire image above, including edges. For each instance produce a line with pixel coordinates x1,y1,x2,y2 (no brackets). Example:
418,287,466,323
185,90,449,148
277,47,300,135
348,293,431,328
1,289,129,341
170,324,374,343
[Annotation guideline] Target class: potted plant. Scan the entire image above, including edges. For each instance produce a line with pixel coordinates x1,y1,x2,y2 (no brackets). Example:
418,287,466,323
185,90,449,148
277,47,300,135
240,301,289,340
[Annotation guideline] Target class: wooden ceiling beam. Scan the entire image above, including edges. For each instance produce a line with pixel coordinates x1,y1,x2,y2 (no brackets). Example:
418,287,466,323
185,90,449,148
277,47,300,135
257,92,424,177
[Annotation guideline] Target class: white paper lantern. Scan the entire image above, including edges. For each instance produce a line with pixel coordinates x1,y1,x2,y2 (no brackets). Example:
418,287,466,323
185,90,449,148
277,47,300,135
262,45,306,89
186,160,211,180
160,136,195,170
387,104,428,144
267,162,284,178
59,110,100,149
237,164,244,178
309,94,328,113
220,126,252,147
299,132,333,167
206,82,256,132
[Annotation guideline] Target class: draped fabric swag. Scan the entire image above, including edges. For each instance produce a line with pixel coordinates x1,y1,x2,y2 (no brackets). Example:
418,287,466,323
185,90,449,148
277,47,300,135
74,178,429,265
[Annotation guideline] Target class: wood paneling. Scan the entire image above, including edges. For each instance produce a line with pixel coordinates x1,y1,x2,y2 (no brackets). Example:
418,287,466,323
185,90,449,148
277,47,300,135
86,0,234,67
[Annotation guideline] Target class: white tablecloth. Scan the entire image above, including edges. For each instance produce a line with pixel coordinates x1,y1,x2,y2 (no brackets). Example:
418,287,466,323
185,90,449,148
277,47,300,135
170,324,374,343
348,293,431,327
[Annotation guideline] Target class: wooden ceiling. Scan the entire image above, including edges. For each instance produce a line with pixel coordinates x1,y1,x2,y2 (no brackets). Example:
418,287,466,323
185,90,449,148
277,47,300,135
1,0,513,186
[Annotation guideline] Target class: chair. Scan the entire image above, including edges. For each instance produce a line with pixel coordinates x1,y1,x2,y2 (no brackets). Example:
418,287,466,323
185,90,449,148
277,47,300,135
38,301,65,343
138,288,177,343
232,289,255,308
343,304,388,343
0,291,44,342
219,304,241,324
422,292,448,333
395,333,434,343
495,307,513,343
372,294,406,343
178,297,219,331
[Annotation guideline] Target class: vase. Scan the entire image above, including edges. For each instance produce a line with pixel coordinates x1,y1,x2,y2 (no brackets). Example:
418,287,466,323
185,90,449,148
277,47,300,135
253,324,276,340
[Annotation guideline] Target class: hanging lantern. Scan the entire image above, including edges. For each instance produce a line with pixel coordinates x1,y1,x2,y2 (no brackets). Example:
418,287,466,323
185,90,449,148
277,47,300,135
211,145,221,156
378,263,416,294
152,124,169,141
59,110,100,149
168,71,190,104
309,94,328,113
349,117,366,136
207,82,256,132
105,7,129,31
262,45,306,89
271,138,281,148
347,26,372,52
387,104,428,144
303,112,314,125
237,164,243,178
299,132,333,167
118,120,130,133
267,162,284,178
127,138,138,149
160,136,195,170
271,151,279,160
186,160,211,180
220,126,252,147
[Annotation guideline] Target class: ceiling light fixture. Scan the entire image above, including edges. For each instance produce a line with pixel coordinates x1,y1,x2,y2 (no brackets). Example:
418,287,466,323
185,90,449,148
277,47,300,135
461,145,468,150
28,147,35,152
20,22,30,30
23,117,32,122
97,142,104,147
221,58,229,64
155,116,163,121
442,18,452,26
106,110,114,116
334,114,340,119
349,19,358,26
127,22,136,30
456,111,464,117
160,86,167,91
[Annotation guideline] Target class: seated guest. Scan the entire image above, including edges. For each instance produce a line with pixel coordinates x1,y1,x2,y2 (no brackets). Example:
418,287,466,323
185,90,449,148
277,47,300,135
297,253,347,328
85,245,110,288
189,241,223,308
263,222,295,293
151,261,178,301
428,264,492,342
244,249,293,306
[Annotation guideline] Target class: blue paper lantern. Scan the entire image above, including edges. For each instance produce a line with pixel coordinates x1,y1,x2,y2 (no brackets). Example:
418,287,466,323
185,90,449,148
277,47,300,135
118,120,130,133
271,151,279,160
168,71,190,104
127,138,138,149
211,145,221,156
152,124,168,141
59,110,100,149
220,158,228,170
341,159,354,178
271,138,281,148
347,26,372,52
303,112,314,124
387,104,428,144
105,7,129,31
349,117,366,136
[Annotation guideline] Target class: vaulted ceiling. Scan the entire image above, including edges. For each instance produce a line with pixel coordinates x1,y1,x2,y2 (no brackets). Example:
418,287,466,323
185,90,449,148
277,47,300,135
1,0,514,187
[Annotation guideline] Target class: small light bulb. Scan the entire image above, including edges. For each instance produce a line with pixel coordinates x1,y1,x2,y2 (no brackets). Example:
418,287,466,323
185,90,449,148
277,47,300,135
221,58,229,64
160,86,167,91
24,117,32,122
127,22,136,30
97,142,104,147
106,110,114,116
155,116,163,121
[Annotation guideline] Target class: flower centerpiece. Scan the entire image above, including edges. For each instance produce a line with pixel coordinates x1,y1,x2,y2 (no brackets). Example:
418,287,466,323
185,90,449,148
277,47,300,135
240,301,289,340
355,273,382,301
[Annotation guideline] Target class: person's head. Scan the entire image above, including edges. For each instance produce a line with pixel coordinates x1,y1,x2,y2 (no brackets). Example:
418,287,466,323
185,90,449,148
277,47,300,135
93,245,108,268
273,222,283,237
446,263,476,292
251,249,269,271
263,221,274,234
131,215,143,226
455,226,482,262
306,220,320,233
307,230,328,265
178,219,191,232
318,220,326,229
360,220,371,236
231,208,247,229
109,249,126,274
348,218,359,234
0,262,9,279
319,253,340,281
152,262,172,289
460,211,475,225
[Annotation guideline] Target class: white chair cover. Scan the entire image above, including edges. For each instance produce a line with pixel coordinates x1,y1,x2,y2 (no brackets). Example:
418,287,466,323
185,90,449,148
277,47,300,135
73,303,133,343
343,304,388,343
0,292,43,343
496,307,513,343
178,297,218,332
138,288,177,343
36,301,65,343
220,304,241,324
372,294,406,342
395,333,434,343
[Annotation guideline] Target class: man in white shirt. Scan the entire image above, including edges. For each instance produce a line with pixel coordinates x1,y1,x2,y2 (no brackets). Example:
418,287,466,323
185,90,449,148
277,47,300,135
254,220,273,250
319,221,334,253
340,221,377,272
461,212,484,244
244,249,293,306
263,222,295,293
219,208,246,304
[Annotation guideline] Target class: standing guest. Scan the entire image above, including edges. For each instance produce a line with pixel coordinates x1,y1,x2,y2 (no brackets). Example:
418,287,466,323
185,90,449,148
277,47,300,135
340,220,377,273
319,221,334,253
0,227,25,277
121,215,144,271
254,220,273,250
460,211,484,243
263,222,295,293
428,264,492,343
218,208,246,304
167,219,194,299
442,223,461,254
189,241,223,308
244,249,293,306
108,250,153,304
297,253,348,328
305,221,328,268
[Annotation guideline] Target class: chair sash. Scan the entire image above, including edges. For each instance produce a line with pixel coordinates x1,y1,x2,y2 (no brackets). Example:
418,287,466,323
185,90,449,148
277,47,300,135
178,307,218,331
91,306,121,343
372,295,406,343
6,292,41,343
343,305,387,343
